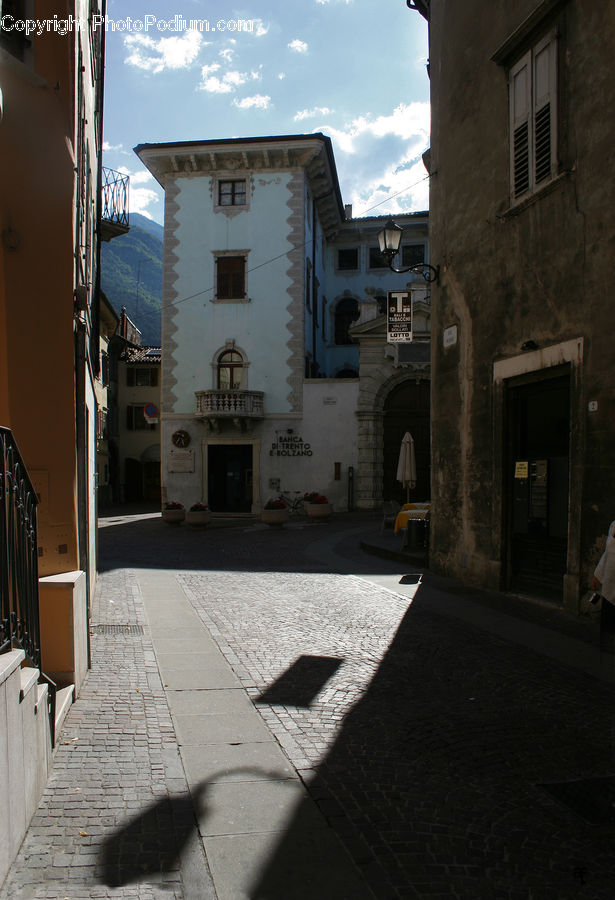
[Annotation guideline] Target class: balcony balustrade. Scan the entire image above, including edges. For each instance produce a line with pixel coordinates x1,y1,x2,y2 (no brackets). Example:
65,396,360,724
101,167,129,241
195,390,265,430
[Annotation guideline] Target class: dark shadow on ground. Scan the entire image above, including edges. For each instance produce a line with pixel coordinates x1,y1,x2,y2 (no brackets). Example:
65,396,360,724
97,510,386,577
255,655,344,707
100,784,208,888
251,602,615,898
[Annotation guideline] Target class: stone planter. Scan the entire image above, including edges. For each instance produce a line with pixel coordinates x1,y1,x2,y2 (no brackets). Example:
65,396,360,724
305,502,332,520
261,507,289,527
185,509,212,527
162,508,185,525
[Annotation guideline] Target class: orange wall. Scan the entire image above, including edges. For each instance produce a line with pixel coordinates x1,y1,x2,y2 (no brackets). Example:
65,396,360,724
0,23,79,575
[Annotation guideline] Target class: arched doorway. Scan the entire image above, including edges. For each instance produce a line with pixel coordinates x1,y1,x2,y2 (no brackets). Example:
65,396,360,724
383,380,430,503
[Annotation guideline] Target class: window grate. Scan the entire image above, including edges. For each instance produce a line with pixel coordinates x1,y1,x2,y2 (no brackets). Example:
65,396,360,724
91,624,145,635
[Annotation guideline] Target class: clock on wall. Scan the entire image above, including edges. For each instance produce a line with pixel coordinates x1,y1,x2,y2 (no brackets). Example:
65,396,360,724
171,429,191,448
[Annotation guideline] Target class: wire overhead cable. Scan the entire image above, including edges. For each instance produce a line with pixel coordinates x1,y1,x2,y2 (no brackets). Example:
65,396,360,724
155,170,431,314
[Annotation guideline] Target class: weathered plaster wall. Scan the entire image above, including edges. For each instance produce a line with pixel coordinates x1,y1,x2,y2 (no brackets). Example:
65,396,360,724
428,0,615,602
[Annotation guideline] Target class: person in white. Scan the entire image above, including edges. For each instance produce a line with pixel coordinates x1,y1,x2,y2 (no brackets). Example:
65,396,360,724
591,520,615,650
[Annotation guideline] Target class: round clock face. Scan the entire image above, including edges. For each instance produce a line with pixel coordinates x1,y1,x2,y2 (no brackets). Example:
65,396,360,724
172,429,191,448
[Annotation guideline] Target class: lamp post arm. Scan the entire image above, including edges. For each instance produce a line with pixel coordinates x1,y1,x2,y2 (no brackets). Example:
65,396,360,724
387,261,440,284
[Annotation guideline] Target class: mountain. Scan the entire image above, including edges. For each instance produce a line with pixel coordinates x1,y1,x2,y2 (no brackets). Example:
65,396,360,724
101,213,163,345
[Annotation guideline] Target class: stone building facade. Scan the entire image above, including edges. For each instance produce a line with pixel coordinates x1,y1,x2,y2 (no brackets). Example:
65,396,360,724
412,0,615,610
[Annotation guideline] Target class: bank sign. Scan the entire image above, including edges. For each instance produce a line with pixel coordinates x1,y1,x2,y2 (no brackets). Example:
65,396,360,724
270,435,313,457
387,290,413,343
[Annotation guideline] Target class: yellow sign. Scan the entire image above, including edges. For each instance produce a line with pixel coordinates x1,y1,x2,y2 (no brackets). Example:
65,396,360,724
515,461,529,479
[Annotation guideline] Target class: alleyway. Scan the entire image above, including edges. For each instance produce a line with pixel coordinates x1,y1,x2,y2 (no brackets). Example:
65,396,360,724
2,511,615,899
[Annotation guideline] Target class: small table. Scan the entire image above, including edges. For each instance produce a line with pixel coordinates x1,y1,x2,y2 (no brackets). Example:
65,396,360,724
394,503,431,534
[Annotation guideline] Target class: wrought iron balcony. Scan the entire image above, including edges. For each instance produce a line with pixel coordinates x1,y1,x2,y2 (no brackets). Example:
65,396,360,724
101,167,129,241
1,427,41,668
195,390,265,430
1,426,57,743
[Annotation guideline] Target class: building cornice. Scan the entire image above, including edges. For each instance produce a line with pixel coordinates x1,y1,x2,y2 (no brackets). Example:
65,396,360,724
134,133,346,235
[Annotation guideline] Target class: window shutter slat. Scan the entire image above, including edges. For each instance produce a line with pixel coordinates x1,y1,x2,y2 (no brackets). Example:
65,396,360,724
513,122,530,196
510,52,532,199
534,103,551,184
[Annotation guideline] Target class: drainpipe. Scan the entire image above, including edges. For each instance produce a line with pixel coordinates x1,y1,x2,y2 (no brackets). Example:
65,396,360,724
311,194,317,373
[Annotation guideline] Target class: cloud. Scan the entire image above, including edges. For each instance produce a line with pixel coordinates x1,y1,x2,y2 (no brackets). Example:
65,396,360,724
130,187,161,218
124,29,204,73
103,141,123,152
288,39,308,53
115,166,161,219
319,102,431,214
200,68,249,93
233,94,271,110
198,56,262,94
254,20,269,37
294,106,332,122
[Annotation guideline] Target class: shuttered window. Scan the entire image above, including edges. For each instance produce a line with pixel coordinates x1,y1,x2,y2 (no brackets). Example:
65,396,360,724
509,32,557,201
216,256,245,299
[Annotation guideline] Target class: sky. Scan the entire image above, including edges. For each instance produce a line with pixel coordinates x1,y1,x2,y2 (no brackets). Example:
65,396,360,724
102,0,430,224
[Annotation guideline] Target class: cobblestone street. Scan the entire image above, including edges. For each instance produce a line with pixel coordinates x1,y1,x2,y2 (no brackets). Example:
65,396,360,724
2,511,615,898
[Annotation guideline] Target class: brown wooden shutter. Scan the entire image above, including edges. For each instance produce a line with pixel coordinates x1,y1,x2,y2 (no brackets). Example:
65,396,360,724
217,256,245,298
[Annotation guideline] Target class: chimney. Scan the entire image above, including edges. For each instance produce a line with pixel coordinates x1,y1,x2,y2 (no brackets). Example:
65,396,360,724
344,204,353,219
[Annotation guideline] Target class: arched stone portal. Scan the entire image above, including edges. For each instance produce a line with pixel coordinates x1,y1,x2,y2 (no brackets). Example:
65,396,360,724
383,380,430,503
355,369,430,509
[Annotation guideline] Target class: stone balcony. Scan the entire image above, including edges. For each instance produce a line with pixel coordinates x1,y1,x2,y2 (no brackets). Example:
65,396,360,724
195,390,265,431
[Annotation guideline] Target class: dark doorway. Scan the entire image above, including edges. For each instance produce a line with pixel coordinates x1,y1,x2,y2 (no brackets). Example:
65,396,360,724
505,372,570,601
207,444,253,513
383,380,430,503
124,458,143,502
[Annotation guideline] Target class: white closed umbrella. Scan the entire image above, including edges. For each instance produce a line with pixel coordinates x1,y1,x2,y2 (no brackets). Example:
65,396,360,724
396,431,417,502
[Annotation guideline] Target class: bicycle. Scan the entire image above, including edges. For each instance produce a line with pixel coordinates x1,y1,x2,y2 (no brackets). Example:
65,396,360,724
277,490,306,515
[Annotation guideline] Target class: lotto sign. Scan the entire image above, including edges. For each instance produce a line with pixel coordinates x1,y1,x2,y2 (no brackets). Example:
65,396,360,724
387,290,413,342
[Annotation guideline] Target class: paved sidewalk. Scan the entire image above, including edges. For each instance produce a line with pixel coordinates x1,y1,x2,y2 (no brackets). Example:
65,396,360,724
2,511,615,899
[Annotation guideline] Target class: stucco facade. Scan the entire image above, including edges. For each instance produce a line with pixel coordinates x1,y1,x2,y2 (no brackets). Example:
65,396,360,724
136,135,432,513
416,0,615,611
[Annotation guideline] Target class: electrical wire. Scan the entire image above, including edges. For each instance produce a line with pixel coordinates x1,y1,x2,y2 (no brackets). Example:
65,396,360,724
153,170,431,315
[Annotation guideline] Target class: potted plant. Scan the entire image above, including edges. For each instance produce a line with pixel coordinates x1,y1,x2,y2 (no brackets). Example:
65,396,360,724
304,492,332,520
261,498,289,527
185,502,212,527
162,501,185,524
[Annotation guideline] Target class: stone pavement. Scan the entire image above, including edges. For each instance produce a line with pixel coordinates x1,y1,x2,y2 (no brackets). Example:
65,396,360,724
2,510,615,899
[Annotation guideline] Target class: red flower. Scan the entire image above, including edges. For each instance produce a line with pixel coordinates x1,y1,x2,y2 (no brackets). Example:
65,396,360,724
305,492,328,504
164,501,184,510
265,499,287,510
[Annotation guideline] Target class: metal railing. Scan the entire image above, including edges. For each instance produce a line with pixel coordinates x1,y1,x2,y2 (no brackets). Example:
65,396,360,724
101,167,129,230
195,390,265,418
0,427,41,668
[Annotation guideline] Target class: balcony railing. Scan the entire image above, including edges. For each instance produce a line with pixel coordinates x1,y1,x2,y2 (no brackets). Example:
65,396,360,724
0,427,41,669
101,167,129,240
195,390,265,420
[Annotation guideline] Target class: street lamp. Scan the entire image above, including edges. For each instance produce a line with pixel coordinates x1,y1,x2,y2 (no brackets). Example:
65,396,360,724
378,217,439,283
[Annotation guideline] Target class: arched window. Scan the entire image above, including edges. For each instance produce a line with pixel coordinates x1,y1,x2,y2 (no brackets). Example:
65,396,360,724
217,350,244,389
334,297,359,345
